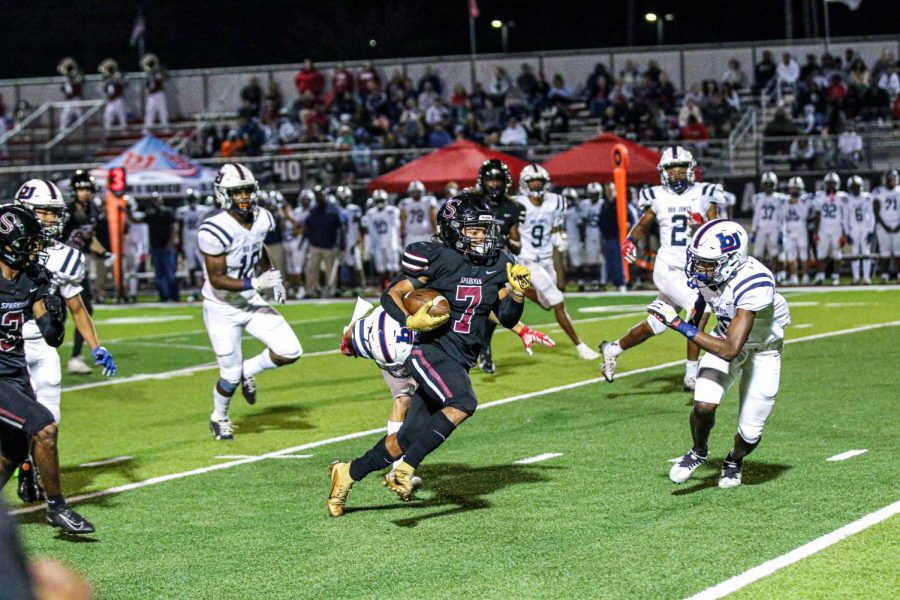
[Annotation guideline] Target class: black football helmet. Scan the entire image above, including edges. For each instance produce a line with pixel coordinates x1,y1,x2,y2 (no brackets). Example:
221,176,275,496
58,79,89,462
0,205,47,271
70,169,96,204
438,192,500,261
477,159,511,202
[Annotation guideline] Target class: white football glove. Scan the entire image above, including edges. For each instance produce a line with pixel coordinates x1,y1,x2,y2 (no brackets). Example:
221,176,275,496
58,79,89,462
646,300,680,327
251,269,283,292
272,283,286,305
103,252,116,268
551,232,568,254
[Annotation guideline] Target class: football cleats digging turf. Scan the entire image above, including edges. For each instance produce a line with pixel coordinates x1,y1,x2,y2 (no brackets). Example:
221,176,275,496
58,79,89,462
214,163,260,222
685,219,749,288
15,179,68,239
658,146,696,195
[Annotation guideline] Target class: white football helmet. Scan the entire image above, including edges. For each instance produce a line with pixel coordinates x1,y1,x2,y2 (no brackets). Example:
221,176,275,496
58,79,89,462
335,185,354,205
761,171,778,191
586,181,604,200
787,176,806,195
846,175,863,194
298,189,315,206
354,309,414,377
519,163,550,196
15,179,68,238
369,189,388,209
407,180,425,197
823,172,840,190
658,146,696,195
685,219,749,288
214,163,259,221
561,187,578,204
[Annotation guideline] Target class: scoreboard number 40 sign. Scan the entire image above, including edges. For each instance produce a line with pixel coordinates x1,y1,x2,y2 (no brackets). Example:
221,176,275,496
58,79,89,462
273,158,302,183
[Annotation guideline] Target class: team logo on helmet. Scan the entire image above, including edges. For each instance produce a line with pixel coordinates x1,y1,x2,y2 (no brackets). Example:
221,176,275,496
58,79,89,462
716,231,742,253
0,212,17,234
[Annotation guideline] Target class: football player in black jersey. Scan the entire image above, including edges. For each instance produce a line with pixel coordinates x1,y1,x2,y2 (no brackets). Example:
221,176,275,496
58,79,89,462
327,193,531,517
474,159,522,373
0,206,94,534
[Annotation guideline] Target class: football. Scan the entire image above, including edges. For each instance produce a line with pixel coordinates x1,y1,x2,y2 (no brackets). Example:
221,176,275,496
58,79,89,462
403,288,450,317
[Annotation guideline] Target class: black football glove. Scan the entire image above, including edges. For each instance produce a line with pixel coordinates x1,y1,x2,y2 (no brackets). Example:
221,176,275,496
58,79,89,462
41,293,65,322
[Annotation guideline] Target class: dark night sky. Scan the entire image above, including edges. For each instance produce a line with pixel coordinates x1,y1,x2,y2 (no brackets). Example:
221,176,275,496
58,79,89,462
1,0,897,78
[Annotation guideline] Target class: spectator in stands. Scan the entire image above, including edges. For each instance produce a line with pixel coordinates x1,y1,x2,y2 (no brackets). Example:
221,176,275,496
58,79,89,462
144,194,179,302
753,50,777,94
871,50,896,82
237,110,265,156
417,66,443,98
763,108,799,156
261,81,283,124
425,98,449,126
517,63,539,101
240,76,262,116
427,121,453,148
356,62,381,99
704,91,735,137
847,58,870,95
789,136,817,170
588,75,611,117
488,67,512,105
796,79,828,128
469,81,487,111
644,60,662,83
295,59,325,98
877,64,900,97
609,78,633,104
800,104,817,134
682,83,703,106
364,80,388,115
499,116,528,146
548,74,573,102
681,114,711,156
800,54,820,82
721,58,747,89
449,84,468,114
776,52,800,97
721,81,741,112
585,63,611,99
417,81,439,111
827,73,848,104
385,70,409,102
837,122,863,168
619,60,639,85
332,63,355,96
678,98,703,128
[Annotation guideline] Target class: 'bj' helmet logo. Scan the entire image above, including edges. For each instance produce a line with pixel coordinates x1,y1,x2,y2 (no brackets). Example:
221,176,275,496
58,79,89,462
715,232,741,252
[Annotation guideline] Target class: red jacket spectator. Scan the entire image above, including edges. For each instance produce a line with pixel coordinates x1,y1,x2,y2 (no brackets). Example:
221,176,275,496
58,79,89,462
356,63,381,97
682,117,711,141
826,75,848,102
295,59,325,97
332,65,354,96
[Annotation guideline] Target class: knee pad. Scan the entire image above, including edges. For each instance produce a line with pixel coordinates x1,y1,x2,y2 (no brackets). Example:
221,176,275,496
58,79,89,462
274,337,303,361
694,371,726,406
36,393,61,424
737,424,763,446
646,314,668,335
217,378,239,395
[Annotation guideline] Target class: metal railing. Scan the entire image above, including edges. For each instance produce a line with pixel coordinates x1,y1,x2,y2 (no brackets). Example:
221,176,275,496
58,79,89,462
728,107,759,170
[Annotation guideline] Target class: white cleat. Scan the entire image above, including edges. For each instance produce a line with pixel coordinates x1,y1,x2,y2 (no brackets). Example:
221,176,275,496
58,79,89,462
576,343,600,361
599,341,617,382
669,449,708,484
67,356,92,375
718,459,743,488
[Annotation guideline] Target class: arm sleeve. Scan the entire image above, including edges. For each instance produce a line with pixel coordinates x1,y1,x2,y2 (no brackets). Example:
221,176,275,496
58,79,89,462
36,308,65,348
495,293,524,328
750,196,760,230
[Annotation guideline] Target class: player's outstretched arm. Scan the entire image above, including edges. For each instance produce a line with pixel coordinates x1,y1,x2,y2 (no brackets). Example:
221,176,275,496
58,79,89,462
66,294,116,377
647,301,755,361
32,296,65,348
623,208,656,263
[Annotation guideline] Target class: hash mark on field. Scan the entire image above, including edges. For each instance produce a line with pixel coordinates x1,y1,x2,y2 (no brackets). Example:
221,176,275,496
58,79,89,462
826,449,869,462
514,453,563,464
684,500,900,600
14,320,896,518
79,456,133,468
215,454,314,460
793,324,813,329
312,333,336,339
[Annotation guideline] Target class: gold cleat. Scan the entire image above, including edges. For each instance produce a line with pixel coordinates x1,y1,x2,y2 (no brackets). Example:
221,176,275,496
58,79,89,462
382,460,416,501
327,461,355,517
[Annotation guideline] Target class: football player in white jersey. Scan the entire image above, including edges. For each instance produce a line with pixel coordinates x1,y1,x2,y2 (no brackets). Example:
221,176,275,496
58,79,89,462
648,220,790,488
511,165,599,360
361,189,401,285
13,179,117,502
843,176,875,284
579,183,605,288
561,187,583,283
284,189,313,298
750,172,786,275
399,180,437,246
176,188,206,290
601,146,722,391
781,177,813,285
198,163,302,440
872,169,900,282
813,172,848,286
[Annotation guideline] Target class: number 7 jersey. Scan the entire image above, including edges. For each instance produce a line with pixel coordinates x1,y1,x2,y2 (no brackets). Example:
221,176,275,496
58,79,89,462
638,182,724,268
197,207,276,307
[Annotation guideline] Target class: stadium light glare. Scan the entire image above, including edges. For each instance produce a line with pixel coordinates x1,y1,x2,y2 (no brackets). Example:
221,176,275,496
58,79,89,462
644,13,658,22
665,13,675,22
491,19,503,28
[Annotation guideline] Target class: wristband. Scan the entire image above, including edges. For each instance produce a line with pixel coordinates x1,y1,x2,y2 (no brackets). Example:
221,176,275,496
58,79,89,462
243,278,254,291
673,319,698,340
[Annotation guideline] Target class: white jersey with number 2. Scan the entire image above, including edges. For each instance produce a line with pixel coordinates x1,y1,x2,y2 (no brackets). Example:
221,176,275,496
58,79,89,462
638,182,724,268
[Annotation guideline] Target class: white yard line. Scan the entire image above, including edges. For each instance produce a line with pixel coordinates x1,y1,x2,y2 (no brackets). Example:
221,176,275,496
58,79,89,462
683,500,900,600
79,456,133,468
214,454,314,460
826,449,869,462
514,453,563,464
14,320,897,518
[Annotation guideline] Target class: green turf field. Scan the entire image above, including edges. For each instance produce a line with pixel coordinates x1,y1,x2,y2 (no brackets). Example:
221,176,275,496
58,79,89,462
7,288,900,599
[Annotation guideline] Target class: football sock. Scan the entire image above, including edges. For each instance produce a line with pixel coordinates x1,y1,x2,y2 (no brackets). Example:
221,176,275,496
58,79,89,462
685,360,699,379
724,450,742,465
607,341,624,357
386,420,403,436
349,436,398,481
243,350,277,378
851,261,860,281
46,494,66,510
402,411,456,469
212,387,232,421
863,260,872,281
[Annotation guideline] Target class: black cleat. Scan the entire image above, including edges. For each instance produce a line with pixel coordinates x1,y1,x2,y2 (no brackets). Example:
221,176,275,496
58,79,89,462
478,347,495,374
209,418,235,440
17,461,45,503
46,506,95,535
241,376,257,405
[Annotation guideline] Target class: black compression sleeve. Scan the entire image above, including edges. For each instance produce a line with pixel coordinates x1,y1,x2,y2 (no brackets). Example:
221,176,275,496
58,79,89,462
36,313,65,348
496,294,524,329
381,287,409,326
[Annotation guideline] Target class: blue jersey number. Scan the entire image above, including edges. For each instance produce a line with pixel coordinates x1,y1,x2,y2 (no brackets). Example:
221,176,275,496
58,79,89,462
670,214,689,246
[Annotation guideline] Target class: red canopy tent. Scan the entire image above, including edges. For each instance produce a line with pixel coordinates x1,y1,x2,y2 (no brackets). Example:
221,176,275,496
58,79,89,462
540,134,661,186
368,140,530,193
